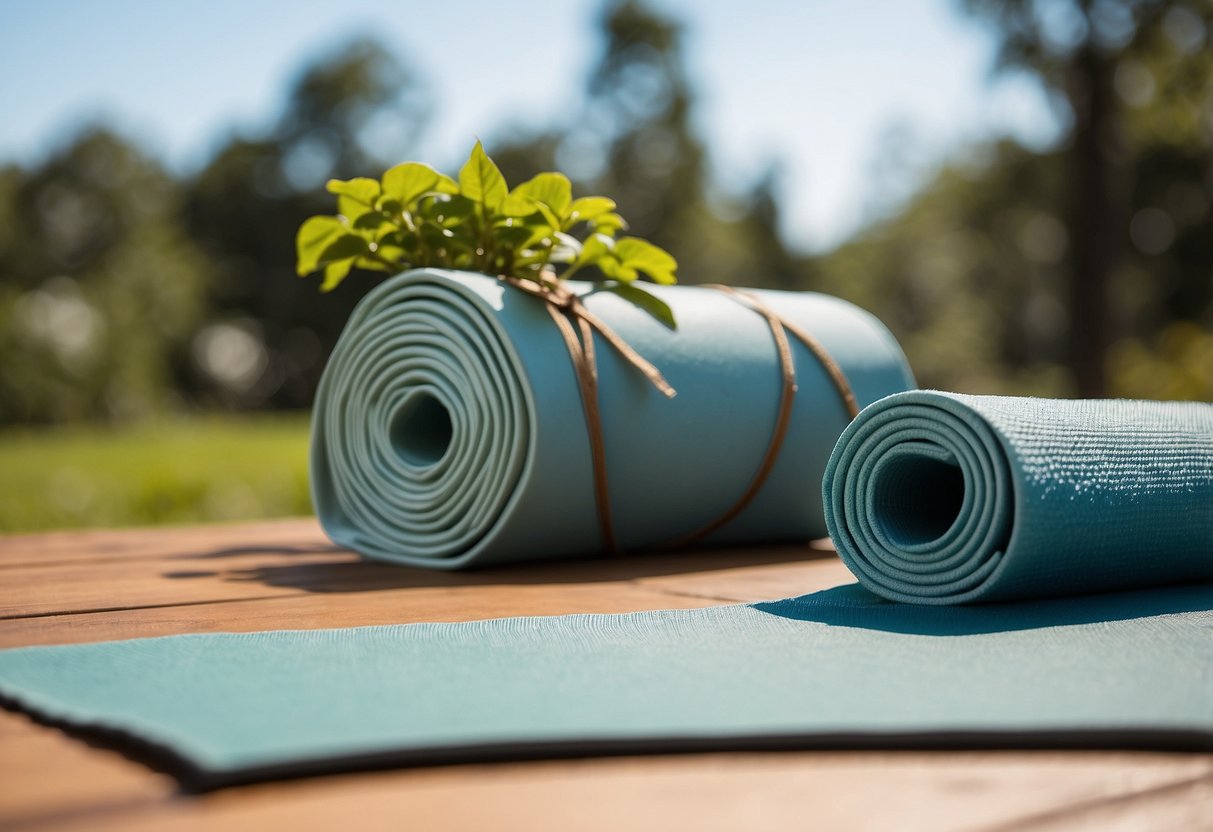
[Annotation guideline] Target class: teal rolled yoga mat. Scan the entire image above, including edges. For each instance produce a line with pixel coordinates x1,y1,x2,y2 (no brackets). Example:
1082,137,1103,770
823,391,1213,604
310,269,915,567
1,584,1210,788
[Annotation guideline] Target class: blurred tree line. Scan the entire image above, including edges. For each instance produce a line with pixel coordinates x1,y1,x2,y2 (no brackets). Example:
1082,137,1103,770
0,0,1209,426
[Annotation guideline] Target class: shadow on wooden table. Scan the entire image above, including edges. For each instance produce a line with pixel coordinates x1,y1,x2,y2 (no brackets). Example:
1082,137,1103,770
163,540,837,593
756,582,1213,634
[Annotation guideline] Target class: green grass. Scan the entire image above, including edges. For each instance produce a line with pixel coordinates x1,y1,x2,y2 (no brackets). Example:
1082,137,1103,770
0,413,312,534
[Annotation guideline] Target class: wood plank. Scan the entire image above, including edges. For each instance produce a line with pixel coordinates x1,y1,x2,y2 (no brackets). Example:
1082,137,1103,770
4,733,1208,832
0,583,724,648
0,519,838,623
988,773,1213,831
0,711,174,828
0,552,853,647
4,704,1210,830
634,540,853,602
0,519,330,568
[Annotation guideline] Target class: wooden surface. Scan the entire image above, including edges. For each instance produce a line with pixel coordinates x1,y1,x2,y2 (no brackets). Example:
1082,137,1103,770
1,519,1210,831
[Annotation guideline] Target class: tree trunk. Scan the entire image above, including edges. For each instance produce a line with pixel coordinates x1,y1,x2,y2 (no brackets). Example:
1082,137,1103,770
1066,44,1121,398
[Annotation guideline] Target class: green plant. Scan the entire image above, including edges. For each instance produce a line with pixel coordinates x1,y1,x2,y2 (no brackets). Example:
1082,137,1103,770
295,141,679,327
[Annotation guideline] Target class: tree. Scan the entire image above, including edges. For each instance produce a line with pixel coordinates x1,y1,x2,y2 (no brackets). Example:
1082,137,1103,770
959,0,1209,396
185,38,432,410
0,129,209,424
816,13,1213,405
560,0,803,288
584,0,707,241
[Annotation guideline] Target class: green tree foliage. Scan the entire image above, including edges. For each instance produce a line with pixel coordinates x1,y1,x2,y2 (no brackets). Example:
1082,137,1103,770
817,5,1213,402
817,142,1076,396
586,1,805,288
185,38,432,411
490,0,804,290
1108,3,1213,399
958,0,1212,396
0,130,209,424
2,0,1209,429
585,0,705,241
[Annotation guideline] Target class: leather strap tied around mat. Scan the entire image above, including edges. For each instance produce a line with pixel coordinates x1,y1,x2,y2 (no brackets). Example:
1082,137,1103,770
500,273,675,554
663,285,861,549
501,274,860,554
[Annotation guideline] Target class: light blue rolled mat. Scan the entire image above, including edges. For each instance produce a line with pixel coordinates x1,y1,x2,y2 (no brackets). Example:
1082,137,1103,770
310,268,915,567
1,584,1209,788
823,391,1213,604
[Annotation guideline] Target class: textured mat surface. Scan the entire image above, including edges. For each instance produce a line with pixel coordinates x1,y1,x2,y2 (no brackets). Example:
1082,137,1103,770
310,269,913,567
824,391,1213,604
1,582,1209,788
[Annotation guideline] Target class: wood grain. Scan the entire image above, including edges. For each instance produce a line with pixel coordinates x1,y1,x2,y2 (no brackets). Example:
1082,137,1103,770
1,519,1209,831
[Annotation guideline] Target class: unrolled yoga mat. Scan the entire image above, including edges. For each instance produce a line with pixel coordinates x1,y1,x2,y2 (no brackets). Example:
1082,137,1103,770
311,268,914,567
824,391,1213,604
1,583,1210,788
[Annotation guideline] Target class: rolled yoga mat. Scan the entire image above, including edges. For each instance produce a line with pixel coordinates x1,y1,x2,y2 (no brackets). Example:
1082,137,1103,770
311,268,914,567
823,391,1213,604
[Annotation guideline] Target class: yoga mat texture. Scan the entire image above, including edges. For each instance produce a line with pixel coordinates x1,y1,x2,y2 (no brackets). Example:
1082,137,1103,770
823,391,1213,605
1,584,1209,788
310,269,914,567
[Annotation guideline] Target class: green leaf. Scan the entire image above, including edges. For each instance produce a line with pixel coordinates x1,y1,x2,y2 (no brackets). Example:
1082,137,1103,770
524,227,554,248
372,243,408,264
326,177,380,206
532,201,562,233
296,216,347,276
601,282,677,330
351,212,394,234
458,140,508,211
318,233,371,267
576,232,614,266
614,237,677,285
421,223,474,254
510,173,572,217
514,251,551,268
320,258,356,292
373,223,403,243
500,192,539,218
598,257,638,282
430,194,476,226
382,162,443,205
567,196,616,226
336,194,376,223
375,196,402,215
354,255,393,272
590,212,627,237
495,224,537,248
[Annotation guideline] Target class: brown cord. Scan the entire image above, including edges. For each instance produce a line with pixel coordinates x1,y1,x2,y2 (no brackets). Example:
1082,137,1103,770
712,285,860,420
658,284,860,549
499,274,858,555
501,274,675,553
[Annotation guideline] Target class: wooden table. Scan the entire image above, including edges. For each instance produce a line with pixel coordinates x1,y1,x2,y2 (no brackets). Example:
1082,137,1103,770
1,519,1210,831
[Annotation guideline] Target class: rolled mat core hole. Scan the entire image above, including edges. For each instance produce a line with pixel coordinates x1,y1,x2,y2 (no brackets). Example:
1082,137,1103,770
390,392,453,466
871,449,965,547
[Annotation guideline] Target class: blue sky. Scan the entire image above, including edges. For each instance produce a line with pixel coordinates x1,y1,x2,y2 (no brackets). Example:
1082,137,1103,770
0,0,1059,251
